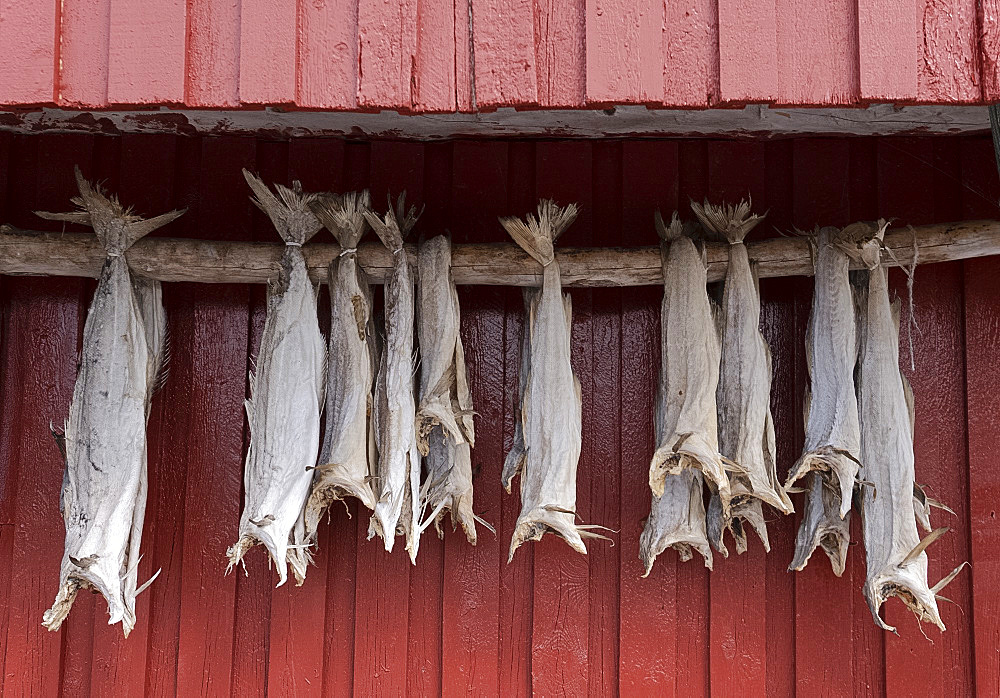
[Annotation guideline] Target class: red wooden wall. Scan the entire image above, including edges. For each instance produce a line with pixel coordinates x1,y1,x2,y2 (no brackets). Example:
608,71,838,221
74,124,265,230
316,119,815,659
0,0,998,109
0,132,997,696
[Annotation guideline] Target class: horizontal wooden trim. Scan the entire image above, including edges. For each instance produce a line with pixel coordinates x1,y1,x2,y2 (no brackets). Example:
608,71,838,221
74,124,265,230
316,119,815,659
1,219,996,287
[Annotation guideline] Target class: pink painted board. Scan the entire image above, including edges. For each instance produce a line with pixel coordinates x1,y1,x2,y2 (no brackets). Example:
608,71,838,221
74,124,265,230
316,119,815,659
239,0,296,105
857,0,918,100
58,0,110,107
186,0,241,106
0,0,57,104
358,0,419,109
982,1,1000,100
774,0,859,105
717,0,777,102
470,0,538,107
108,0,186,104
917,0,979,102
662,0,718,107
534,0,585,106
454,0,473,111
413,0,458,111
585,0,662,104
298,0,359,108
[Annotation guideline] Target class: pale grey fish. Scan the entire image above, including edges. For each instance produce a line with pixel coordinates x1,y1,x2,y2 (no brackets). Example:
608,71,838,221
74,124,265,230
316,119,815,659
226,171,326,587
786,224,878,575
303,191,378,544
855,220,961,633
364,194,423,563
415,235,486,544
40,166,183,636
640,212,718,573
692,200,793,557
501,200,602,561
501,287,534,493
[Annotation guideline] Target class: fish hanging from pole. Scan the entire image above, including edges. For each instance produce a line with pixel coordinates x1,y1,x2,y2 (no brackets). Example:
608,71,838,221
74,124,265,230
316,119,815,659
691,200,793,557
304,191,378,544
415,234,490,543
365,194,424,563
501,200,607,560
785,225,877,576
640,212,723,573
853,220,965,633
226,171,326,587
40,166,182,636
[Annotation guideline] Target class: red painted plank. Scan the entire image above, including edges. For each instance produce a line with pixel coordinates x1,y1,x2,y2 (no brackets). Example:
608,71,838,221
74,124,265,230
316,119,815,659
533,0,585,107
107,0,186,104
297,0,358,109
774,0,858,105
530,142,593,697
174,137,255,696
857,0,918,101
358,0,418,109
454,0,474,111
412,0,458,111
0,0,57,104
663,0,719,107
918,0,979,102
717,0,776,102
585,0,662,104
960,135,1000,698
617,140,680,695
470,0,538,107
58,0,110,107
239,0,296,105
982,2,1000,100
186,0,241,106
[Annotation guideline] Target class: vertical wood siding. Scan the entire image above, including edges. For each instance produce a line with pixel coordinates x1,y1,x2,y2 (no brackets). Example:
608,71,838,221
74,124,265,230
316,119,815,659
0,133,997,696
0,0,997,108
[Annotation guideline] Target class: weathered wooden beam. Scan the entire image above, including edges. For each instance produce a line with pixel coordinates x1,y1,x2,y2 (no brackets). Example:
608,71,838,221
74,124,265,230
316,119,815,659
0,220,997,287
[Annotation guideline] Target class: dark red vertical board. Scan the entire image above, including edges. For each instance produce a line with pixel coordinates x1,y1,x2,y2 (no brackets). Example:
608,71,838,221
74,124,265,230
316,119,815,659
960,135,1000,698
617,140,681,696
531,141,593,697
877,137,973,694
441,140,508,696
1,134,91,697
788,138,864,696
173,137,255,696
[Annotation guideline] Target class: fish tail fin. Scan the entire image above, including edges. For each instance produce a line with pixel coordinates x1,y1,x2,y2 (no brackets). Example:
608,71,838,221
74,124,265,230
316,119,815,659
243,169,323,245
365,192,421,252
500,199,578,266
310,189,372,249
654,210,683,243
690,198,765,245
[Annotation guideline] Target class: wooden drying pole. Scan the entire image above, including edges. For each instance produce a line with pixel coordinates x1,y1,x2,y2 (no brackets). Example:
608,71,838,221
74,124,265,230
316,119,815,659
0,220,997,287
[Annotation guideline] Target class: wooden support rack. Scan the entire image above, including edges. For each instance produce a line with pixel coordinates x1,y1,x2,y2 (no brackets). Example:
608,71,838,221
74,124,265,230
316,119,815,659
0,220,997,287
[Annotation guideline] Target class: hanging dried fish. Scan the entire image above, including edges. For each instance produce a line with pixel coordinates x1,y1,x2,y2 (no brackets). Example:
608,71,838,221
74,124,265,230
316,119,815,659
640,212,719,573
364,194,423,563
303,191,378,544
226,171,326,587
855,220,960,633
40,167,182,635
692,201,793,557
785,225,877,576
501,200,603,560
416,234,488,544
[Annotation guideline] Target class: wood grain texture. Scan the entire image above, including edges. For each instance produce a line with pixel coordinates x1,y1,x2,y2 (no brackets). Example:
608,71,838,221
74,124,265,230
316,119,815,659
857,0,918,100
297,0,358,108
186,0,241,106
918,0,979,102
585,0,662,104
239,0,296,105
534,0,586,106
358,0,418,109
58,0,110,107
107,0,186,104
470,0,538,106
775,0,858,105
0,0,57,104
717,0,776,102
981,0,1000,100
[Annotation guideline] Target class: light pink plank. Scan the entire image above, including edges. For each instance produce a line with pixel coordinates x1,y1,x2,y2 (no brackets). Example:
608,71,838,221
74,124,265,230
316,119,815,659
717,0,776,102
534,0,585,106
775,0,858,105
470,0,538,107
298,0,358,108
918,0,979,102
58,0,110,107
0,0,57,104
413,0,458,110
186,0,241,106
983,1,1000,100
857,0,917,100
454,0,473,110
357,0,418,109
663,0,718,107
585,0,662,104
239,0,296,104
108,0,185,104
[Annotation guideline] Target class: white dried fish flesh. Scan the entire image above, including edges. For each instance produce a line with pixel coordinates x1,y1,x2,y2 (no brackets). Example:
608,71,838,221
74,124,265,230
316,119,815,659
365,195,423,563
693,201,793,557
786,225,876,575
640,212,718,572
855,221,952,633
501,200,599,560
416,235,484,544
304,191,378,543
227,172,325,586
40,167,182,635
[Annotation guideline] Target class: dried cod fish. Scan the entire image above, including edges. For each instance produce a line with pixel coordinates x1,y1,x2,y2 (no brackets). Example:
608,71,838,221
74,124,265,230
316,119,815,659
364,194,423,563
785,225,877,576
304,191,378,544
855,221,960,633
227,171,326,586
501,200,601,560
692,200,793,557
416,234,487,544
40,167,182,635
640,212,719,573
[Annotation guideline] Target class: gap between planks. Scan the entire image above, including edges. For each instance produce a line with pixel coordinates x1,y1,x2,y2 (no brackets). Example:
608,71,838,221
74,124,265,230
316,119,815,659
0,220,997,287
